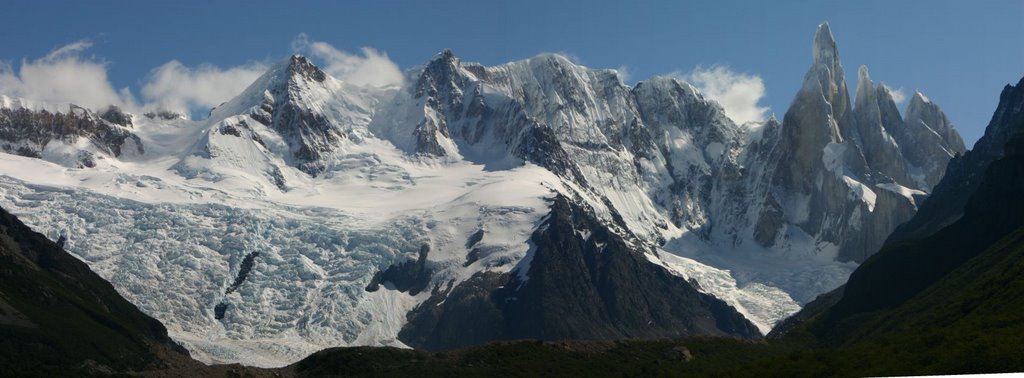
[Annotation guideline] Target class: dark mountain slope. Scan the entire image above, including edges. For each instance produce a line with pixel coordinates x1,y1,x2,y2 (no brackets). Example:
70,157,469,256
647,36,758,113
826,133,1024,322
0,207,191,375
397,195,760,351
761,133,1024,375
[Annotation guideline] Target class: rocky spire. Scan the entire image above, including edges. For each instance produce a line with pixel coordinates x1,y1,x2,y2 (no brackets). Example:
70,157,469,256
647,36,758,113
854,65,875,111
765,22,924,262
900,90,967,188
851,65,911,184
813,22,840,69
776,22,855,194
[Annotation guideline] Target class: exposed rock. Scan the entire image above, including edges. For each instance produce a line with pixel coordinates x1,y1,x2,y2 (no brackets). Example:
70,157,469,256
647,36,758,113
900,91,967,189
144,110,187,120
225,251,259,294
0,102,144,166
891,76,1024,242
853,66,911,185
99,105,133,127
763,23,959,261
365,244,433,295
398,196,761,351
214,302,229,320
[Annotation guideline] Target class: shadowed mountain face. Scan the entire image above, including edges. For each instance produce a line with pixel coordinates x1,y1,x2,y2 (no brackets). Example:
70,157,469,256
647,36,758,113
398,196,761,351
0,207,190,374
890,77,1024,242
770,76,1024,336
763,77,1024,375
828,134,1024,321
772,77,1024,341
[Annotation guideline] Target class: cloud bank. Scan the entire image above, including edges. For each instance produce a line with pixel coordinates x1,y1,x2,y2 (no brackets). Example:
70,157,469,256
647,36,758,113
675,66,769,125
0,40,271,118
140,61,267,115
292,33,404,88
881,84,907,106
0,40,136,110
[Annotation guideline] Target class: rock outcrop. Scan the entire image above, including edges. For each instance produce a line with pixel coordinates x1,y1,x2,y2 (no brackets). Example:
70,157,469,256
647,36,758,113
0,96,143,168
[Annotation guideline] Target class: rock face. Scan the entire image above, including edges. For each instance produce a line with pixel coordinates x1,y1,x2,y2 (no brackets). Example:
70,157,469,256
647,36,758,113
900,92,967,189
756,24,965,261
246,56,345,175
890,77,1024,242
398,196,761,351
0,96,142,168
771,75,1024,342
771,133,1024,354
365,245,433,295
853,66,910,185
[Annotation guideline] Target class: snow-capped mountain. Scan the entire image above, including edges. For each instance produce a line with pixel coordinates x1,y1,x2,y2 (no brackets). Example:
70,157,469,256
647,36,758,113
0,23,963,367
0,95,142,168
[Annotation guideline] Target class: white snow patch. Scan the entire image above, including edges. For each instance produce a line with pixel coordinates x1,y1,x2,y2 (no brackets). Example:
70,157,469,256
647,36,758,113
876,182,926,206
842,176,877,212
646,251,800,335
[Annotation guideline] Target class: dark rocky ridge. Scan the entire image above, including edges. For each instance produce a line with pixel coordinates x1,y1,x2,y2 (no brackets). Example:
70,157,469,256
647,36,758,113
398,196,761,351
0,206,189,373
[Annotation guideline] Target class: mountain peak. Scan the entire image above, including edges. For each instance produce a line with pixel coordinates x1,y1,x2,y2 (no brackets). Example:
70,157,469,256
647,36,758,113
855,65,874,106
437,48,456,60
286,54,327,83
910,90,931,105
427,49,459,67
857,65,871,83
420,49,463,81
813,22,838,67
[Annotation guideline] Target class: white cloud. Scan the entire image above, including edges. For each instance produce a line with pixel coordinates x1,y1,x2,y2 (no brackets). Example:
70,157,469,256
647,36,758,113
0,40,268,118
673,66,769,125
0,37,405,119
140,60,267,116
291,33,404,87
616,65,631,84
0,40,136,111
881,84,906,106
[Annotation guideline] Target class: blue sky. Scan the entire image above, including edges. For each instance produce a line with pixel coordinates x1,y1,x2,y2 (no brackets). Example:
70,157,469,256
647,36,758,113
1,1,1021,145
